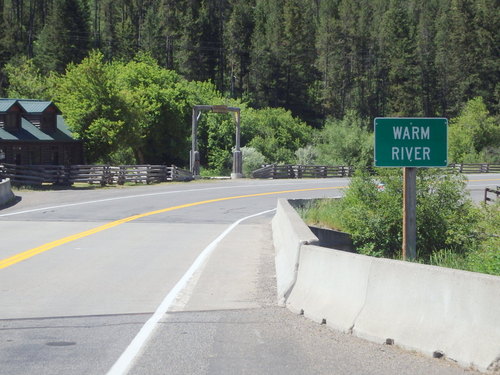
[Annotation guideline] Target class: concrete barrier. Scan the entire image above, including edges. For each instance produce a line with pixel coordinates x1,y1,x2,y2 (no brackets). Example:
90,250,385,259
272,199,318,306
0,178,14,207
355,258,500,373
287,245,372,333
274,199,500,373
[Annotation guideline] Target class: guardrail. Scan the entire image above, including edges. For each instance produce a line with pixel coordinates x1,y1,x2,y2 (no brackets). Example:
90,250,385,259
253,163,500,179
0,164,193,186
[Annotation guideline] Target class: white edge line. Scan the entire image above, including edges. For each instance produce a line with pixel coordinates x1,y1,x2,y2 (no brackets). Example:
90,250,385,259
106,208,277,375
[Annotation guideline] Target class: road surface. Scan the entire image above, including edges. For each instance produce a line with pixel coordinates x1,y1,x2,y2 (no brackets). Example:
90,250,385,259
1,175,497,374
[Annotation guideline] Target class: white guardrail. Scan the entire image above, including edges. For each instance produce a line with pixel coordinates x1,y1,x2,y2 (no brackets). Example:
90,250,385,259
0,178,14,206
272,198,500,373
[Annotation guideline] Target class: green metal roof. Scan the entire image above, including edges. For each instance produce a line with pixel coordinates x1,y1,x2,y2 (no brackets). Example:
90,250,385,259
0,98,77,142
21,118,53,140
51,116,75,141
0,127,17,140
0,118,79,141
0,98,62,114
0,119,50,141
0,99,20,113
18,99,60,114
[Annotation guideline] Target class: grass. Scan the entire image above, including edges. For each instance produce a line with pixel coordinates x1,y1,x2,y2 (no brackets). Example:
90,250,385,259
295,198,343,231
298,198,500,276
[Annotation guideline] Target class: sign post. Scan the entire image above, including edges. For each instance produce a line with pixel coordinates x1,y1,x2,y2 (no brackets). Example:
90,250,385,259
374,118,448,260
403,167,417,259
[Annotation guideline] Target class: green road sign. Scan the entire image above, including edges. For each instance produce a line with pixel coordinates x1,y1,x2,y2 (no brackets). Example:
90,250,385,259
374,117,448,167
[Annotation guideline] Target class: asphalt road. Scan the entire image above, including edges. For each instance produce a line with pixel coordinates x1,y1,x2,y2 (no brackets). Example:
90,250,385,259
1,175,498,375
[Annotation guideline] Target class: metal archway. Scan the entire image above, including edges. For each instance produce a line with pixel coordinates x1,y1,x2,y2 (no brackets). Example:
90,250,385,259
190,105,242,179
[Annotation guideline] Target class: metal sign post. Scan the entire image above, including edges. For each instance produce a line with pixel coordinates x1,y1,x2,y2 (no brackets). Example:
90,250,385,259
374,118,448,261
403,167,417,260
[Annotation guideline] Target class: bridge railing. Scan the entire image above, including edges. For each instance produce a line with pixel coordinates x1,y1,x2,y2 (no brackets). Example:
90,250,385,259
252,164,355,179
0,164,193,186
448,163,500,173
484,186,500,204
252,163,500,179
1,163,499,184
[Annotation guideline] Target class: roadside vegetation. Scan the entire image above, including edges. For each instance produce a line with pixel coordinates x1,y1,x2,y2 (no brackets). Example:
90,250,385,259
300,169,500,276
1,0,499,175
296,97,499,275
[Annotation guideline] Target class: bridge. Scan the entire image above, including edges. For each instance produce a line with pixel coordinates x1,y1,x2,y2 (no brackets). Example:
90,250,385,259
0,175,498,374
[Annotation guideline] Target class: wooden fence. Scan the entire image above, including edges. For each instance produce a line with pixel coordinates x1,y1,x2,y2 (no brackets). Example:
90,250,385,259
252,163,500,179
252,165,354,179
0,164,193,186
484,187,500,204
448,163,500,173
2,163,499,184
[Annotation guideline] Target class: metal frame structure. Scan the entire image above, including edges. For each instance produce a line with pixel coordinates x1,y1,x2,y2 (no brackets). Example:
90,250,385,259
190,105,242,179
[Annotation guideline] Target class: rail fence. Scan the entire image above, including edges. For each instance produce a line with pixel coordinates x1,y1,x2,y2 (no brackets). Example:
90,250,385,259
484,187,500,204
252,165,354,179
448,163,500,173
252,163,500,179
0,164,193,186
1,163,499,185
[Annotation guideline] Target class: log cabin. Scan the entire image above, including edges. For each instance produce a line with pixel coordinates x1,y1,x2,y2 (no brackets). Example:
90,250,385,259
0,99,83,165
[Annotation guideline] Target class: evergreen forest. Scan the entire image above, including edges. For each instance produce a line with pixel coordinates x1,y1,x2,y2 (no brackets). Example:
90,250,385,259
1,0,499,168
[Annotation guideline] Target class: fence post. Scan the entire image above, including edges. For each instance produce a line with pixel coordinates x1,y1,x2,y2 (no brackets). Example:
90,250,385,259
101,165,108,186
118,166,125,185
295,165,301,179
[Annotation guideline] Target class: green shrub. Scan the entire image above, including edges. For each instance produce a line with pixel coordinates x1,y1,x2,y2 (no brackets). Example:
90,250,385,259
466,201,500,275
241,146,266,177
241,107,312,164
303,168,481,261
313,111,374,167
448,97,500,163
295,145,318,165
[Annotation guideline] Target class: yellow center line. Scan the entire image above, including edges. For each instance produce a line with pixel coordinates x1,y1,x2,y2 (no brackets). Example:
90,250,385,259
468,178,500,182
0,186,344,269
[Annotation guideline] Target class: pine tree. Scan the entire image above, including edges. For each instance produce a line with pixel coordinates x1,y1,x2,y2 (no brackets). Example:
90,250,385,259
470,0,499,114
34,0,91,73
157,0,185,69
250,0,286,108
140,1,165,63
176,1,205,81
434,0,477,117
282,0,319,122
317,0,380,119
378,0,420,116
414,0,439,116
225,0,255,98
